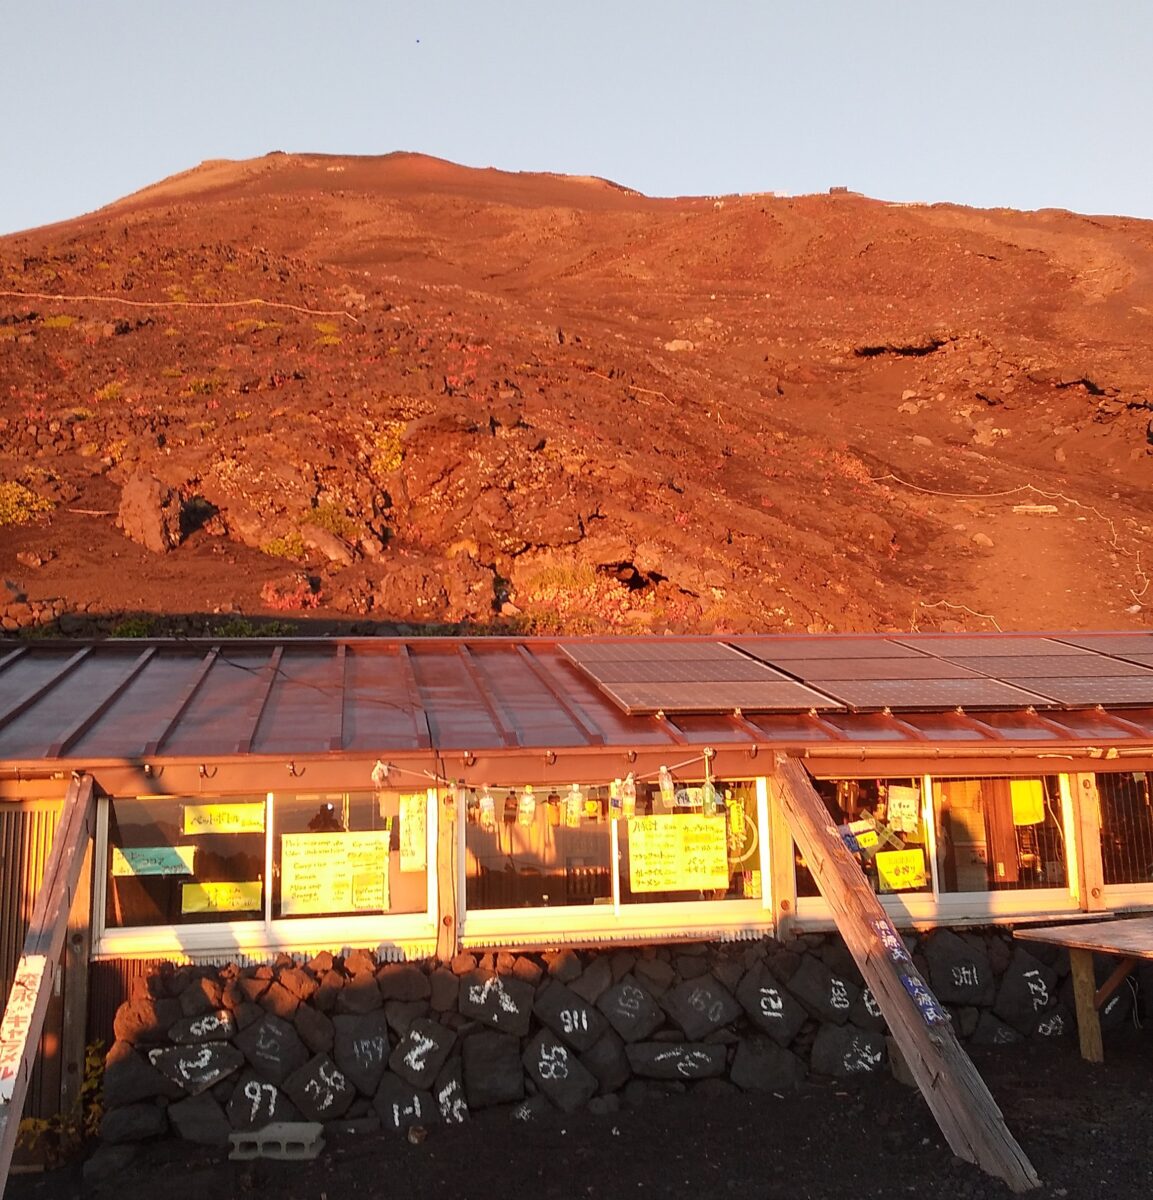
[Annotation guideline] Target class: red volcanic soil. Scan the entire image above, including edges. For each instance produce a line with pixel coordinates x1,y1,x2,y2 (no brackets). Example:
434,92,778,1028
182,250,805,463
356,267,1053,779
2,151,1153,637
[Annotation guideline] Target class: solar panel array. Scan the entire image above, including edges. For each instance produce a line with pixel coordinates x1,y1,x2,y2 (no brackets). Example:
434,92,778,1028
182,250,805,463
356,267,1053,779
560,633,1153,716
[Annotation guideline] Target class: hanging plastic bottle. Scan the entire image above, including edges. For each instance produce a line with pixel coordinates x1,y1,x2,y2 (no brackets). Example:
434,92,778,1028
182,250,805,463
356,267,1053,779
658,765,675,809
609,777,623,819
478,787,496,832
565,784,583,828
621,772,637,819
517,784,537,826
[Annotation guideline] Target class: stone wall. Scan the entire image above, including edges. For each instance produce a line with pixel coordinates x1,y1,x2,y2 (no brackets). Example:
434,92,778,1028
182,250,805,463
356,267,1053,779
98,928,1137,1148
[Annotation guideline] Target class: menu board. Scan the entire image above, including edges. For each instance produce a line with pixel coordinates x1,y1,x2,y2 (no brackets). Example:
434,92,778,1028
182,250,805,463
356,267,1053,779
183,803,265,835
280,829,392,915
399,793,427,873
627,814,729,893
181,880,262,914
112,845,196,877
876,848,928,893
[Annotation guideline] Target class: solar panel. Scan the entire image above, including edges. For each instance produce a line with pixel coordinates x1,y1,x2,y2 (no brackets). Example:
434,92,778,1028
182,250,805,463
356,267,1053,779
734,637,928,661
803,677,1046,710
572,658,792,684
891,635,1088,657
778,657,983,681
560,641,747,665
1000,676,1153,706
590,680,842,715
944,654,1153,678
1054,634,1153,655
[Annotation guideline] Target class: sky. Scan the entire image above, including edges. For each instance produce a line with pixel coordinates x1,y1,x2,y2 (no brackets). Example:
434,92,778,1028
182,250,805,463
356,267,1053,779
2,1,1151,235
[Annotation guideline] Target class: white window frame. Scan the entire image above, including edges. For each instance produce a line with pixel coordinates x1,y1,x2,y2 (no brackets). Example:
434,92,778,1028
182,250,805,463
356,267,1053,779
93,788,440,960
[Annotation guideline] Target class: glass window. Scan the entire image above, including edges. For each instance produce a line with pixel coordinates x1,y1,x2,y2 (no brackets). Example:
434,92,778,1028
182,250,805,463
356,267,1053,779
464,784,613,910
934,776,1065,892
795,778,931,899
1096,772,1153,885
106,795,266,928
463,777,762,910
272,790,428,919
618,779,762,904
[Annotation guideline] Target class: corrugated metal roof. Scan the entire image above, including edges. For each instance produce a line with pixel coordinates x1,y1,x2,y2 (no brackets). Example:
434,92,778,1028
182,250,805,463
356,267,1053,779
2,633,1153,768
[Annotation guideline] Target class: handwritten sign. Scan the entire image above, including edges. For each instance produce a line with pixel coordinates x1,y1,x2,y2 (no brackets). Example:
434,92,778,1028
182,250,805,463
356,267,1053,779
839,819,879,853
876,847,927,893
399,793,427,873
886,785,921,834
1010,779,1044,826
112,845,196,877
280,829,392,915
181,880,262,914
183,803,265,835
627,814,729,892
0,955,49,1103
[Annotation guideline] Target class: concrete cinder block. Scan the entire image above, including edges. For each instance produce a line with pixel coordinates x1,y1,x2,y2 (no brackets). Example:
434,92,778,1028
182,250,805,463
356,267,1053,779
228,1120,324,1161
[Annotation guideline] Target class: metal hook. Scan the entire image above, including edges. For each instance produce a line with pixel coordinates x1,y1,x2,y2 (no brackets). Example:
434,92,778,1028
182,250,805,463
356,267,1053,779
198,764,218,780
286,762,304,778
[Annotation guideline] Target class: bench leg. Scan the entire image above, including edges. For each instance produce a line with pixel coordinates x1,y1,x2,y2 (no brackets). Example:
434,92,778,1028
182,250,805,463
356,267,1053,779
1069,947,1104,1063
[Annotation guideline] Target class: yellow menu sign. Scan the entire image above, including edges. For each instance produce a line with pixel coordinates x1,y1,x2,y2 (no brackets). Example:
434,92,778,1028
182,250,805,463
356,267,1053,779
183,803,266,835
876,848,927,893
627,814,730,893
1010,779,1045,826
181,880,262,914
280,829,392,915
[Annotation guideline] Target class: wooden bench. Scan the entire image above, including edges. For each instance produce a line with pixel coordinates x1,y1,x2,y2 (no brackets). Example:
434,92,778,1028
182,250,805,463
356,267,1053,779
1014,915,1153,1063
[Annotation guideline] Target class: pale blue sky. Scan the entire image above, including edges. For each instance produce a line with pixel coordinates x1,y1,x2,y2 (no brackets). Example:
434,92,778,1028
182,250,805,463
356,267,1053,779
2,1,1150,235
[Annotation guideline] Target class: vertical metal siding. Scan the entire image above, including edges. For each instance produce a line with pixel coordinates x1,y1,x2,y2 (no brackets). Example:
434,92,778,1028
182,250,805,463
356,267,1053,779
0,799,64,1124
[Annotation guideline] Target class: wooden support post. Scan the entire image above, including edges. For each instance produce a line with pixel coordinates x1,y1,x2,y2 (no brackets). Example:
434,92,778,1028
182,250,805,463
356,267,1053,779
0,774,96,1198
767,784,797,942
1068,948,1104,1064
59,841,94,1126
771,757,1040,1193
1070,773,1106,912
435,783,460,964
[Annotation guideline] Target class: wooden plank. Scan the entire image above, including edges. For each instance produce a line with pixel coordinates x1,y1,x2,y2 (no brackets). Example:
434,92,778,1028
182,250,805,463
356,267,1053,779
434,776,459,964
0,774,96,1196
1015,916,1153,958
59,841,94,1123
1068,947,1104,1063
1095,956,1137,1010
1070,773,1107,912
771,756,1040,1193
768,790,798,942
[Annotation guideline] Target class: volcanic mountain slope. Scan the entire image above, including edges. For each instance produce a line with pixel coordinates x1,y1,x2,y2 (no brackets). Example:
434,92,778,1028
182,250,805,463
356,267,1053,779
1,151,1152,636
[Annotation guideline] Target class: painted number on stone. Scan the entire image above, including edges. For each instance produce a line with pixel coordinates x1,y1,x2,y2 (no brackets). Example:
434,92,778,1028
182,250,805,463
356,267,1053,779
244,1079,277,1122
1036,1013,1065,1038
353,1036,388,1066
616,985,644,1014
951,964,980,988
759,988,784,1019
438,1079,467,1124
468,976,520,1015
863,989,882,1019
190,1014,226,1038
688,987,724,1022
392,1094,426,1126
560,1009,589,1035
538,1044,570,1081
842,1036,882,1073
829,979,851,1010
304,1062,347,1111
1023,969,1049,1011
404,1031,436,1073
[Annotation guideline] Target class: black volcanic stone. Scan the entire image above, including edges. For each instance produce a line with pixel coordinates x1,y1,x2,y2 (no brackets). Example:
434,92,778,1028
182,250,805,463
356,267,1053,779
389,1017,456,1089
461,1031,524,1108
332,1011,392,1096
626,1042,726,1081
100,1103,167,1144
596,976,664,1042
993,948,1058,1034
523,1030,598,1113
736,963,807,1045
234,1013,310,1086
225,1070,300,1129
167,1093,231,1146
168,1009,236,1044
729,1036,806,1092
786,955,858,1025
810,1025,886,1078
282,1053,356,1122
148,1043,243,1095
580,1029,631,1094
103,1046,183,1106
434,1059,469,1125
458,969,534,1035
534,979,608,1052
374,1071,438,1133
925,930,996,1006
660,974,742,1039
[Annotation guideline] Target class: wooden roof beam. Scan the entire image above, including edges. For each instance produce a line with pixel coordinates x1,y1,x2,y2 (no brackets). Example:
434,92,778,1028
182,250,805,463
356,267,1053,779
513,644,606,746
457,644,520,748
